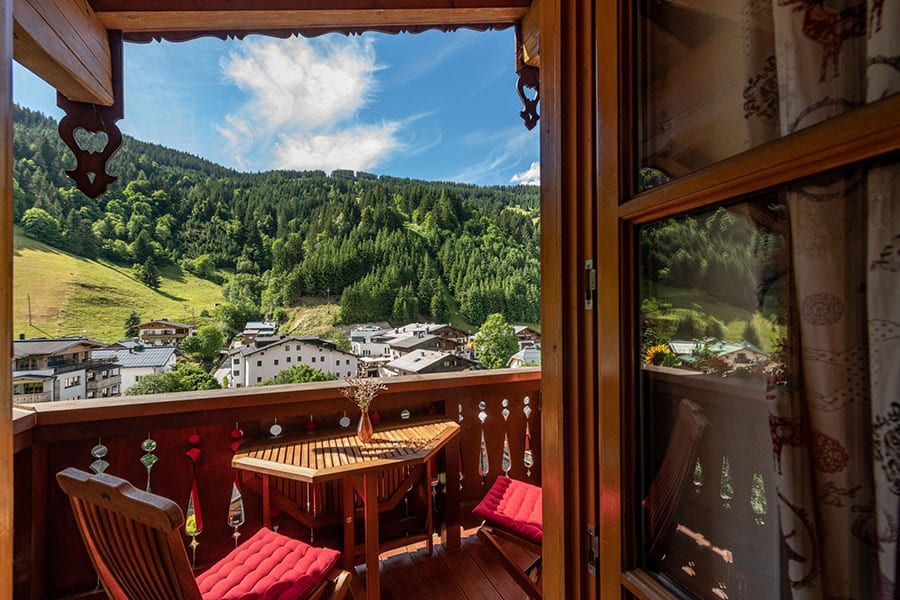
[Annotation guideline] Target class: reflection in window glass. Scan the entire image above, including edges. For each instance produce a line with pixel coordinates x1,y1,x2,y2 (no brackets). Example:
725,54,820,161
638,157,899,599
637,0,898,192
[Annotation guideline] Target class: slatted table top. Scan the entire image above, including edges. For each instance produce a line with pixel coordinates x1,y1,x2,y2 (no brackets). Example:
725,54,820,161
232,417,460,483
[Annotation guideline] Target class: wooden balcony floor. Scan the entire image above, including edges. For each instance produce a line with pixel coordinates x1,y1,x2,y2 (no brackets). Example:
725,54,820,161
363,526,538,600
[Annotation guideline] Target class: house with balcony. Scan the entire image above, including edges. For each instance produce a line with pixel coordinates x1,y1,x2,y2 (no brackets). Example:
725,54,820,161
12,337,120,402
513,325,541,349
137,318,195,346
92,343,177,394
227,335,358,387
240,320,279,345
1,1,897,600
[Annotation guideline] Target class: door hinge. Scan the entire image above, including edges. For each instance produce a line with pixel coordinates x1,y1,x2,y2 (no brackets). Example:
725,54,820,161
584,259,596,310
586,523,598,577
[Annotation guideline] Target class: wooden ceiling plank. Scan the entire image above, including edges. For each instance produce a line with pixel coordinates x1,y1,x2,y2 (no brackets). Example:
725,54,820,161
13,0,112,105
95,7,528,33
521,0,539,66
88,0,531,11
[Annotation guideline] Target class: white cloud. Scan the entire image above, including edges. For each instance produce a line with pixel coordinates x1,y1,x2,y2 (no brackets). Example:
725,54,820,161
450,127,537,183
511,161,540,186
218,36,404,171
275,122,403,172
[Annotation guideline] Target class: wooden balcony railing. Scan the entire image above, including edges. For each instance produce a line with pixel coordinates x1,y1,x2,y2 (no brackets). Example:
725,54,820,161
643,367,777,600
12,368,541,600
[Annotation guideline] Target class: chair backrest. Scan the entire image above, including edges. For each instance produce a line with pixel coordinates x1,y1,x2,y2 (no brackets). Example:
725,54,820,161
645,398,708,553
56,467,203,600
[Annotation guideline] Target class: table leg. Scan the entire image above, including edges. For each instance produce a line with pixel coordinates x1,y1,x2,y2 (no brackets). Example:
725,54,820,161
363,472,380,600
426,459,434,555
262,474,271,529
342,479,355,570
441,433,461,550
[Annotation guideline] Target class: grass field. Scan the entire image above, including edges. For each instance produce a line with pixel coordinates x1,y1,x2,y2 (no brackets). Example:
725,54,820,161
13,228,225,343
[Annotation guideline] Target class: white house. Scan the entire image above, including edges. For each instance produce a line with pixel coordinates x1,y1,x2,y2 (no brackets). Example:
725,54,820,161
92,344,177,394
227,335,358,388
12,337,119,402
349,325,392,357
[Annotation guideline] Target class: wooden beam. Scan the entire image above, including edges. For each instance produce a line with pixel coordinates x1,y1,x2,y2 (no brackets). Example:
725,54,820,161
1,1,15,598
12,0,112,105
96,7,527,33
521,0,540,67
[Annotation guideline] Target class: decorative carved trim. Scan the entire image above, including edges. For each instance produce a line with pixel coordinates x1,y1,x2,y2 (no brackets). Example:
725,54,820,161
517,65,540,130
515,21,539,130
124,23,510,44
57,31,123,199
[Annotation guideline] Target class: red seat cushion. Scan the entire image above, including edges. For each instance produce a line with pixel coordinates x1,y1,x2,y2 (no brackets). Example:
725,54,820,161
197,527,340,600
472,477,542,544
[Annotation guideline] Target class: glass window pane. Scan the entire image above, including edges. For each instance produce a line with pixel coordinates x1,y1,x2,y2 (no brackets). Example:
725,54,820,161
636,1,898,192
637,156,899,598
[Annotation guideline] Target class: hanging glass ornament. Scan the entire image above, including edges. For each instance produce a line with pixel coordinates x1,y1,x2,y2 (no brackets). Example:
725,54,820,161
140,435,158,492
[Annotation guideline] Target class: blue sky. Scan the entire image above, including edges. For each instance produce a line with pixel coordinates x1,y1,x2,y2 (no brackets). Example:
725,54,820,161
13,29,540,186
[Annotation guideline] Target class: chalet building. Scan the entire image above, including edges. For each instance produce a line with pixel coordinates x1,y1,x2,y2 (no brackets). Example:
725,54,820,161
666,339,770,370
2,2,897,600
92,343,177,394
513,325,541,349
240,320,278,345
387,332,457,357
227,335,358,388
351,322,465,357
137,318,195,347
12,337,120,402
385,350,476,376
428,324,470,352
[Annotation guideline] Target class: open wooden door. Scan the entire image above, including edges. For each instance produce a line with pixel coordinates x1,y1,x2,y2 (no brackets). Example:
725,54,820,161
539,0,602,598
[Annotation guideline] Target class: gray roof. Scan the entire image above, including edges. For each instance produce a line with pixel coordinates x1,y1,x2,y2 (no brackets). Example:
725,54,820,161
508,347,542,366
12,369,55,380
13,337,106,358
244,321,278,331
389,333,439,349
229,335,352,358
92,346,176,369
387,350,470,373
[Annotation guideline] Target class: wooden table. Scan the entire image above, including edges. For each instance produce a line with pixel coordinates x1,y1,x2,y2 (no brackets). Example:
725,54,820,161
232,417,461,600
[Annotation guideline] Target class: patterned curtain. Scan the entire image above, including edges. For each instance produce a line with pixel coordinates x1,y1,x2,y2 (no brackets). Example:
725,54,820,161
767,1,899,599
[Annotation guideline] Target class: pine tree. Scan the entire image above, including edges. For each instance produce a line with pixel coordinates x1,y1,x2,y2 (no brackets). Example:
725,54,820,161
124,311,141,338
139,257,161,289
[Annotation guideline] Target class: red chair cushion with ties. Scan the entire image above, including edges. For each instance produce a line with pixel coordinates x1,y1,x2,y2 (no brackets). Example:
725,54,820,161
472,477,543,544
197,527,340,600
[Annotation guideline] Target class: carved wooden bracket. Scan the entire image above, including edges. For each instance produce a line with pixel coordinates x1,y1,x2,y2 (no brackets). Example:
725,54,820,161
515,21,539,130
57,31,124,199
516,65,540,130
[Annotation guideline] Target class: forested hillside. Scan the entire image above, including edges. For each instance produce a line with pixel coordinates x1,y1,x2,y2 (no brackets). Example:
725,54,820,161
13,105,540,333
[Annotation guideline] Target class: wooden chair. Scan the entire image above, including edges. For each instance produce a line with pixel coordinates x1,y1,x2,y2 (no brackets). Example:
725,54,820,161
56,467,352,600
473,476,543,600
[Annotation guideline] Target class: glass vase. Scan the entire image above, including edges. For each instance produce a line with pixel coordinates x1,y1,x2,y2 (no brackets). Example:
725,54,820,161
357,408,374,443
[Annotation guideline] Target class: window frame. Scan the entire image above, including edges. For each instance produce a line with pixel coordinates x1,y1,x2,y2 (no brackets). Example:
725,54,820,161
607,3,900,599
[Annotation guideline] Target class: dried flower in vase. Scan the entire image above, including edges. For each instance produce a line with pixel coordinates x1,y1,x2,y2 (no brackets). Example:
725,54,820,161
340,376,388,412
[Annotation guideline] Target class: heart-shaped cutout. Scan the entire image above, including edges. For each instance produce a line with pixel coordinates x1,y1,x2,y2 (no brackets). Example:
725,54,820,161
73,128,109,154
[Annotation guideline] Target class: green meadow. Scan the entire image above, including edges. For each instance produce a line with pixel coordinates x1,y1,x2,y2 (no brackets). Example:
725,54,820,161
13,227,225,343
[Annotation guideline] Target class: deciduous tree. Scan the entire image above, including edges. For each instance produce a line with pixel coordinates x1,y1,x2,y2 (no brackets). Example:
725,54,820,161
472,313,519,369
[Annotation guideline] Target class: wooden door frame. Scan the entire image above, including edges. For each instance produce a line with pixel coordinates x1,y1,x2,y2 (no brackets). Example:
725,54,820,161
539,0,601,598
1,0,16,596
